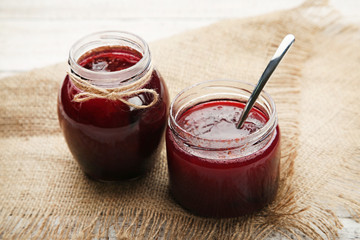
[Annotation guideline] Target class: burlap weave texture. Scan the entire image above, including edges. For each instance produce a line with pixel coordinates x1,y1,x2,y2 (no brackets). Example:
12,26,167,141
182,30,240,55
1,1,359,239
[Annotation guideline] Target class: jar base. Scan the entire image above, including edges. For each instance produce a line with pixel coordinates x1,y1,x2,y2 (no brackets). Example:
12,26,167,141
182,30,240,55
171,189,277,218
84,172,144,182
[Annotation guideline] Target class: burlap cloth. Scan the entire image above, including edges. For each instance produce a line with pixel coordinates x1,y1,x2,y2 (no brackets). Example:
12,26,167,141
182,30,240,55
1,1,359,239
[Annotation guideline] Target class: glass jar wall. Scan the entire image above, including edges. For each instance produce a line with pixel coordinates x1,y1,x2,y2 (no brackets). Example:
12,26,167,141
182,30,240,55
58,31,169,181
166,80,280,218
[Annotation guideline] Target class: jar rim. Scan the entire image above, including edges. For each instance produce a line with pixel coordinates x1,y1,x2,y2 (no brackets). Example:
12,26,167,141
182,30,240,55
169,80,278,150
68,30,151,86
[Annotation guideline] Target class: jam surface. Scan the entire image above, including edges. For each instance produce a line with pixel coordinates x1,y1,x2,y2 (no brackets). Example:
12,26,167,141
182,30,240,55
58,46,169,181
78,46,142,72
178,101,267,140
166,100,280,217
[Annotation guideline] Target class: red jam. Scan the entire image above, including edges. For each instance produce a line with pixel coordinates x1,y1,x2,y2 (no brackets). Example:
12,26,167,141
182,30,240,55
166,100,280,218
58,45,169,181
78,46,141,72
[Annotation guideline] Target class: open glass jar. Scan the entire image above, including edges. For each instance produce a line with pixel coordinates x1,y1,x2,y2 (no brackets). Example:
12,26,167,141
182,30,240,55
58,31,169,181
166,80,280,218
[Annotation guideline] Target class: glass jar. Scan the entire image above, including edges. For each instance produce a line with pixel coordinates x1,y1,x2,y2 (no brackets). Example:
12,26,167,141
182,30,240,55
166,80,280,218
58,31,169,181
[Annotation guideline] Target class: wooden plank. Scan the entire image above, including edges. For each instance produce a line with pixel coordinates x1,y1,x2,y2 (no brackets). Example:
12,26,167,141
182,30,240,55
0,0,304,19
0,19,216,71
1,0,359,22
0,71,21,79
331,0,360,23
338,219,360,240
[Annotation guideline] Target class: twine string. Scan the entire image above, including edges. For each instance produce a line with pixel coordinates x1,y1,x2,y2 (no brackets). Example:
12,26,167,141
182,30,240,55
68,67,159,109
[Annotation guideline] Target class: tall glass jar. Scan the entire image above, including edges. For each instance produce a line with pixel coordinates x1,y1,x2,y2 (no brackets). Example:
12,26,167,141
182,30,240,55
58,31,169,181
166,80,280,218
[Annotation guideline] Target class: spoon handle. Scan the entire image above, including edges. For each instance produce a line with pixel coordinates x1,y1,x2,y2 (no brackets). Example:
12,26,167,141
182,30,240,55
236,34,295,129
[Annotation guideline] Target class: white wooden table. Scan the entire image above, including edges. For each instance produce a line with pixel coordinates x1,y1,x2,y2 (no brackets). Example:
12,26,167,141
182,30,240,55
0,0,359,238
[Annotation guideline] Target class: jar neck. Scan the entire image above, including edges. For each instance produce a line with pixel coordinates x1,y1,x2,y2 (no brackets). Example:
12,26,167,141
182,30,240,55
68,31,152,88
169,80,278,150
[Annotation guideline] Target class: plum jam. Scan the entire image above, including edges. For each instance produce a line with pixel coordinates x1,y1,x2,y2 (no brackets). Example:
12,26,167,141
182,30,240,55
166,80,280,218
58,31,169,181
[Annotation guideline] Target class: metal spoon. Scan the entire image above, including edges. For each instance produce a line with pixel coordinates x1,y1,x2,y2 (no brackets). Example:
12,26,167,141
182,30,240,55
236,34,295,129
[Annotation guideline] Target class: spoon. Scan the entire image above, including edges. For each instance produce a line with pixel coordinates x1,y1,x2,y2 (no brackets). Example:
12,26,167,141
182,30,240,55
236,34,295,129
